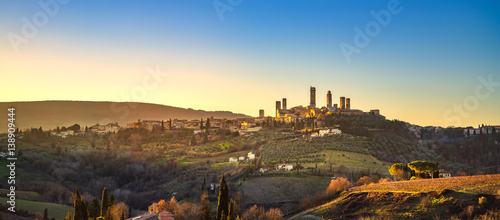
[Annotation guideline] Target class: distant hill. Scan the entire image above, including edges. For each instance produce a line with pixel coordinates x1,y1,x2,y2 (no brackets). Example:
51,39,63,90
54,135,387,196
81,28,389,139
0,101,250,131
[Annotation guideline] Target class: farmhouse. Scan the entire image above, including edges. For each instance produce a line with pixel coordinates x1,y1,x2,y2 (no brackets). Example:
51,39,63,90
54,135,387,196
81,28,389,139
275,163,294,171
229,157,238,163
90,123,120,135
259,167,270,173
248,151,256,160
439,169,452,178
319,128,342,137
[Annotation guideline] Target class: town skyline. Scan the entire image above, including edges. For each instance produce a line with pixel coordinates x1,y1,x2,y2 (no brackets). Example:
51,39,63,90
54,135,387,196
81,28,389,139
1,0,499,127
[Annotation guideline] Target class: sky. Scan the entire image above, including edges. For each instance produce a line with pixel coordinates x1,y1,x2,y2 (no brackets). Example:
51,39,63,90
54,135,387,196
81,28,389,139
1,0,499,127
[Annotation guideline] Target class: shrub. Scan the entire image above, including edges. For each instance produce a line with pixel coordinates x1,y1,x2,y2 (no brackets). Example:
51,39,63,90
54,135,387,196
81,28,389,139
241,205,283,220
478,197,488,206
298,192,332,211
356,176,373,186
326,177,352,196
174,202,199,220
110,202,129,220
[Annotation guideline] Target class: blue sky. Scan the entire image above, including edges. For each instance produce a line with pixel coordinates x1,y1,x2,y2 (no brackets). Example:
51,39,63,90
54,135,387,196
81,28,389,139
1,0,499,127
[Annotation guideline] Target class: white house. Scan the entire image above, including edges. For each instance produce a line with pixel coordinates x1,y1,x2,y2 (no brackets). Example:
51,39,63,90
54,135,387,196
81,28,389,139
319,129,330,137
238,156,245,161
275,163,293,171
441,172,452,178
439,169,452,178
90,123,120,135
229,157,238,163
248,151,255,160
259,167,270,173
318,128,342,137
330,128,342,135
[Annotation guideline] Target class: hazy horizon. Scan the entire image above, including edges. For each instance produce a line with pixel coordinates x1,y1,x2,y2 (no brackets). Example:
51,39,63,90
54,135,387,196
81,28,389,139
1,0,500,127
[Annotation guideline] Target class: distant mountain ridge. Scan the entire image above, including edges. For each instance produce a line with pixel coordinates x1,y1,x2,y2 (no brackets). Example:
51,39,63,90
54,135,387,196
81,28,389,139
0,101,250,131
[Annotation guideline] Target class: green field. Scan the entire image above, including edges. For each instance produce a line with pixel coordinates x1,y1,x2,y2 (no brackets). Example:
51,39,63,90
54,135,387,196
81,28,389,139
302,150,390,175
210,162,235,171
241,176,330,204
0,189,39,201
0,197,73,220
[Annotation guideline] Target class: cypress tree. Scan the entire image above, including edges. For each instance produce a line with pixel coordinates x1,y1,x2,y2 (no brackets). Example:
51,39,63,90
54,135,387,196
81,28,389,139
200,191,211,220
88,197,101,218
228,198,234,220
109,194,116,207
43,208,48,220
72,187,88,220
216,174,229,220
72,187,81,220
82,199,88,220
206,118,210,134
101,187,109,218
65,209,72,220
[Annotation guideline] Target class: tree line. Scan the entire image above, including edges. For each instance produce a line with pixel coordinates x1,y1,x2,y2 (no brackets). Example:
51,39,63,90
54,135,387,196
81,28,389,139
67,187,128,220
389,160,439,181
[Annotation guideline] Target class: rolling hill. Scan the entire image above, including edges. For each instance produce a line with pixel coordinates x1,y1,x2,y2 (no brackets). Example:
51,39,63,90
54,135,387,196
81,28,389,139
0,101,250,131
291,175,500,219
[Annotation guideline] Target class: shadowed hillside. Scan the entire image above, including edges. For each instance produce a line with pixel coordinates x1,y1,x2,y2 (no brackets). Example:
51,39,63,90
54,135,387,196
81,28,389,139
292,190,499,219
0,101,250,131
291,175,500,219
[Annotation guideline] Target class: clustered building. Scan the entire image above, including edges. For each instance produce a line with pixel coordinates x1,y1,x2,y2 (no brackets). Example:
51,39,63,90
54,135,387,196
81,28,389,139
268,86,381,123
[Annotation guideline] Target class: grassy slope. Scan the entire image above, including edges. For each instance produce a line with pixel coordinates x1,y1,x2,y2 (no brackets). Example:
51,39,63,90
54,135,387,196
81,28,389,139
350,174,500,195
302,150,390,175
240,176,330,204
0,197,73,220
294,190,498,219
292,174,500,219
0,189,39,201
